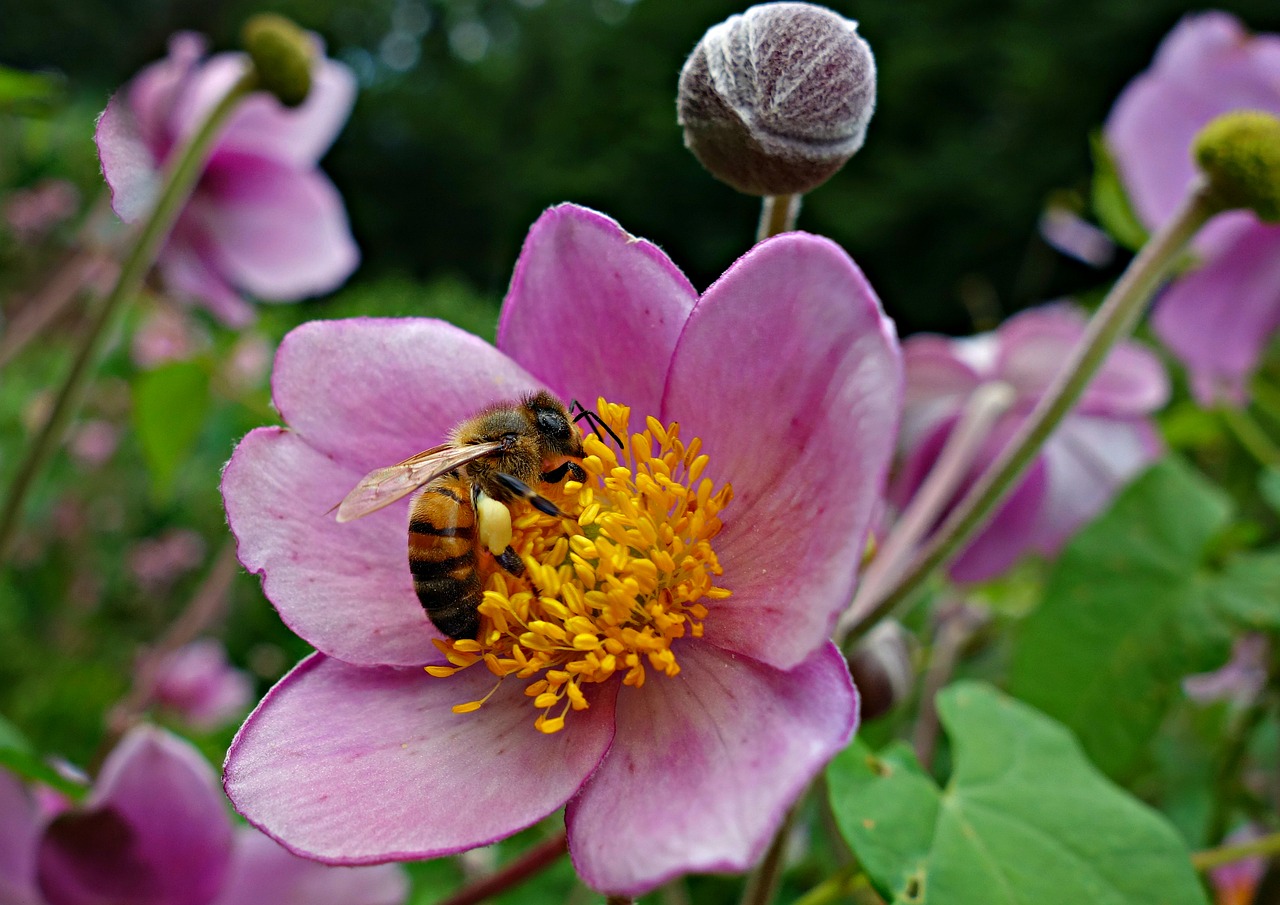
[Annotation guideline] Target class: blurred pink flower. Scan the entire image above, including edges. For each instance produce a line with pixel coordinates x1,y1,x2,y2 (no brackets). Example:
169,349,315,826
1,726,407,905
152,639,254,731
129,529,206,592
220,204,902,895
1210,825,1266,905
1184,634,1269,708
131,306,210,369
95,32,359,326
68,420,119,468
1105,12,1280,406
893,304,1168,582
2,180,79,242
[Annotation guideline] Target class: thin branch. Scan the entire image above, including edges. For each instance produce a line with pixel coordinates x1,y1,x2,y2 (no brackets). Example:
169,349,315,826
435,833,569,905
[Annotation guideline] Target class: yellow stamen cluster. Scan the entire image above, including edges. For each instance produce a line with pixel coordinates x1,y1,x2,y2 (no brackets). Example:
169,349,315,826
426,400,733,733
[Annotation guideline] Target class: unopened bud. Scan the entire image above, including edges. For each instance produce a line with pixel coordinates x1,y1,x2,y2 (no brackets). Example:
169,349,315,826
241,14,315,108
846,620,913,722
677,2,876,196
1193,111,1280,222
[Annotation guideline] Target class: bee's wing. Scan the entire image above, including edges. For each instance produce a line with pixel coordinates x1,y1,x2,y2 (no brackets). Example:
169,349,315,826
334,441,504,522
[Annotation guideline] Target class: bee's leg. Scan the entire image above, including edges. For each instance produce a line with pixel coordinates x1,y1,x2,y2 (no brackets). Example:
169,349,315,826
496,546,526,577
494,473,564,517
540,460,587,485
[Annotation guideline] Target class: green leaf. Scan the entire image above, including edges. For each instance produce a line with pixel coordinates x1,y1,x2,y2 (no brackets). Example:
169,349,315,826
0,64,66,116
1089,133,1149,252
827,683,1209,905
131,361,212,502
1008,458,1233,778
1204,550,1280,631
0,713,86,800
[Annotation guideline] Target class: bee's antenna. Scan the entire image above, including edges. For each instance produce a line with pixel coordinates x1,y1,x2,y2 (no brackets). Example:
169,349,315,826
569,399,623,448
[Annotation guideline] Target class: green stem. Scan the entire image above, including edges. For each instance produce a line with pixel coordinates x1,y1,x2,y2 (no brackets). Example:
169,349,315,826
844,180,1222,641
789,865,861,905
757,194,801,241
0,69,258,566
739,805,798,905
1221,406,1280,470
1192,828,1280,872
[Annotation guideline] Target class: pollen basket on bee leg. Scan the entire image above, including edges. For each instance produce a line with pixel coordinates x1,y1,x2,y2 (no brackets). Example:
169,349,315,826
426,399,734,733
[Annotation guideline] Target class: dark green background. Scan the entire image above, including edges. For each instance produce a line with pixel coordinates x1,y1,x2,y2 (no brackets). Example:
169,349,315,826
6,0,1280,334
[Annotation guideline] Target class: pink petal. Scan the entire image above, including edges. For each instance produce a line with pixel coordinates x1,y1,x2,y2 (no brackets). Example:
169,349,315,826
152,639,254,731
212,827,407,905
127,33,208,154
158,219,255,327
269,318,543,474
994,305,1169,416
224,654,616,863
899,336,982,451
1105,12,1280,229
661,233,902,670
565,642,856,896
38,727,232,905
1027,416,1163,555
222,428,440,667
214,60,358,165
0,771,42,905
1152,222,1280,406
95,92,160,225
497,204,697,416
193,152,358,301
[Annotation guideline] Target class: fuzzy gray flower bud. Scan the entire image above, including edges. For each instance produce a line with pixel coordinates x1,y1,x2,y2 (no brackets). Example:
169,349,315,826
677,2,876,196
847,620,913,722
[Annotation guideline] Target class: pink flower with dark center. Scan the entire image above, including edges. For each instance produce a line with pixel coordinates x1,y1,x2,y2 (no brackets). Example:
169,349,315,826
220,204,902,895
1105,12,1280,405
893,304,1168,582
95,32,359,326
152,639,255,731
0,726,406,905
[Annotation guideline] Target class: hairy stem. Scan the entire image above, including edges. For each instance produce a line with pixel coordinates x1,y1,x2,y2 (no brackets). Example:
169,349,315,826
844,181,1221,640
0,68,257,565
1193,828,1280,872
757,193,801,241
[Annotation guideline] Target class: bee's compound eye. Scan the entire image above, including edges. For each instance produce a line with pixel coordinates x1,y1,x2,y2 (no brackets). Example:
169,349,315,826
536,409,571,441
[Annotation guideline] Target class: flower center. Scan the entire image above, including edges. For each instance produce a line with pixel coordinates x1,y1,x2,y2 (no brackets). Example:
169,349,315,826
426,399,733,733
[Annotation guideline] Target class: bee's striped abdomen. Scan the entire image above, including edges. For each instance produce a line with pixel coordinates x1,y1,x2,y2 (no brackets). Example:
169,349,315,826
409,474,482,639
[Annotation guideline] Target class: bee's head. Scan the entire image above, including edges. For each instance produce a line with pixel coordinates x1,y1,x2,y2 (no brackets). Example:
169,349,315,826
525,391,583,457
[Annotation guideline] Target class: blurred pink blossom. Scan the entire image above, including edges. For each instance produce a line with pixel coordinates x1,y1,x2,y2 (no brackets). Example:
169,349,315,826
1184,634,1268,708
2,180,79,242
129,529,206,592
152,639,254,731
68,420,119,468
1209,825,1266,905
95,32,359,326
130,305,209,368
893,304,1168,582
1105,12,1280,406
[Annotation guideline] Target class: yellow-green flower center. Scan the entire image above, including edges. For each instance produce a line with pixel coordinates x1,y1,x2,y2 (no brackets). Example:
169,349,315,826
426,400,733,732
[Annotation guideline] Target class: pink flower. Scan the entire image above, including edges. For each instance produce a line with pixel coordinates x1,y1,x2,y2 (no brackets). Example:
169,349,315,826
893,304,1168,583
0,726,406,905
1105,12,1280,406
95,32,359,326
220,204,902,895
152,639,255,731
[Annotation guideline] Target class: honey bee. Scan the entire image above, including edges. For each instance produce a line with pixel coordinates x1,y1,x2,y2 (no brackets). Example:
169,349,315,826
336,391,618,639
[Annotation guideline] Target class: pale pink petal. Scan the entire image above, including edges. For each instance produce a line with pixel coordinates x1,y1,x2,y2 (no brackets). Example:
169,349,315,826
158,220,256,327
166,54,251,145
213,828,407,905
127,32,207,153
1152,222,1280,406
899,336,982,450
994,305,1169,416
193,153,358,301
497,204,697,417
0,771,42,905
38,727,232,905
1026,416,1162,555
214,60,358,165
153,639,254,731
222,428,440,667
95,93,161,224
565,642,856,896
661,233,901,670
225,654,616,863
268,318,543,474
1105,12,1280,229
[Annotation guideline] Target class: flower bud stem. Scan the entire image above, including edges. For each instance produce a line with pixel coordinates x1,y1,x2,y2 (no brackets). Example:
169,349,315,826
757,194,801,242
1192,828,1280,872
842,179,1222,642
0,68,258,566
